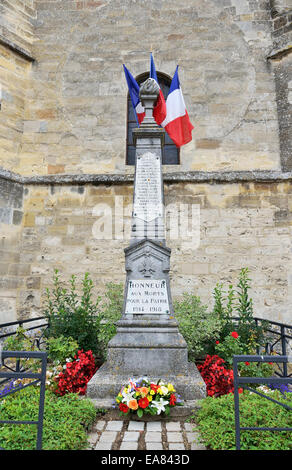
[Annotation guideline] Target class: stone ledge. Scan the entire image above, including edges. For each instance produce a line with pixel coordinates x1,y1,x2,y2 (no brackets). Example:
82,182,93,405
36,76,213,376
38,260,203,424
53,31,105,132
86,362,206,401
2,167,292,186
0,34,35,62
267,44,292,60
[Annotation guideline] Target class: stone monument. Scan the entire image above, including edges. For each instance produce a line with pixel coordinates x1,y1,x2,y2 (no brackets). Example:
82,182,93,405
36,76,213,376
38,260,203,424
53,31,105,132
87,78,205,410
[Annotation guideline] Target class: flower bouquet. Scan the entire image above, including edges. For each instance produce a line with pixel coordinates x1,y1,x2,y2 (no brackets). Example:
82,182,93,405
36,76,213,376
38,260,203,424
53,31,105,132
115,377,183,418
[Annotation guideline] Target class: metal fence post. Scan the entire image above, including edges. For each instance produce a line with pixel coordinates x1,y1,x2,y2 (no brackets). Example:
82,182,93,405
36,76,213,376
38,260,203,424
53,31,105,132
233,358,241,450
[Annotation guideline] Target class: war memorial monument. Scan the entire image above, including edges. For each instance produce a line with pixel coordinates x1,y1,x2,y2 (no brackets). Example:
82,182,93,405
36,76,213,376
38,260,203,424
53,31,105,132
87,77,206,410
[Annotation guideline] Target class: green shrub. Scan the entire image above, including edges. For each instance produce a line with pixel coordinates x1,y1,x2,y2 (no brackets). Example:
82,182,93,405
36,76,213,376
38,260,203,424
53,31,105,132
3,326,35,352
212,268,268,351
97,282,123,361
214,332,273,378
0,386,96,450
3,327,40,371
196,390,292,450
46,335,79,365
44,270,102,359
173,294,221,361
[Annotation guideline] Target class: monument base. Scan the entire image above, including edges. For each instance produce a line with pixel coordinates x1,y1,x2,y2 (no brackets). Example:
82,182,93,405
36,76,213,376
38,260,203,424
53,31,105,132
86,316,206,408
86,362,206,403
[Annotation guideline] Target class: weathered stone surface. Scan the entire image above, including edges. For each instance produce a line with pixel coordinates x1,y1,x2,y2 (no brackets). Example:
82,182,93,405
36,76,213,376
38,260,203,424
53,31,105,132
0,0,291,329
0,0,284,176
86,362,206,401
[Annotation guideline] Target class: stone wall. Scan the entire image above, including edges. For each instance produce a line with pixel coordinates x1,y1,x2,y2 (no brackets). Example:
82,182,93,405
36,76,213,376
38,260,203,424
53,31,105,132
0,0,36,55
15,0,281,176
0,0,291,325
269,0,292,170
0,1,35,179
0,177,24,323
0,177,291,324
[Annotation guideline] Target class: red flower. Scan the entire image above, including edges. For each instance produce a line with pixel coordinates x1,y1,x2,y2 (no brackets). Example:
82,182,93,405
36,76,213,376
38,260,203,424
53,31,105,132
245,362,250,366
215,340,220,344
231,331,239,339
150,383,159,393
238,388,243,394
138,397,150,409
169,394,176,406
119,403,129,413
54,350,96,396
198,355,234,397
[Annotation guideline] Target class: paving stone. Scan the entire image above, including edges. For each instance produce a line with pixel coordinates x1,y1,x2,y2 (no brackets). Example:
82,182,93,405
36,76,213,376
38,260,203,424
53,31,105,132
186,432,200,443
187,432,206,450
166,422,181,432
95,442,113,450
183,423,194,432
145,431,162,442
93,420,106,431
105,420,123,431
168,443,185,450
99,431,117,442
190,442,206,450
146,443,164,450
123,431,140,442
128,421,145,431
120,442,139,450
87,432,98,446
146,422,162,432
167,432,184,443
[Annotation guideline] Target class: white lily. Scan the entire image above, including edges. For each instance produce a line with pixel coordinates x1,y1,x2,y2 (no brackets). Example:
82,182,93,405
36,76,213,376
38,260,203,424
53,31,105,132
121,388,135,404
151,398,169,415
160,385,169,395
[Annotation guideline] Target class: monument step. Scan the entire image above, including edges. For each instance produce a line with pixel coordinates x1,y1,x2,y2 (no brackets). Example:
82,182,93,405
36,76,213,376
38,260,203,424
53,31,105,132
86,362,206,401
88,398,202,419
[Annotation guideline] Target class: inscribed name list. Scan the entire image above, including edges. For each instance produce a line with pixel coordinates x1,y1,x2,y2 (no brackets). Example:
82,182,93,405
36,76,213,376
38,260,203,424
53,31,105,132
133,152,163,222
125,279,169,314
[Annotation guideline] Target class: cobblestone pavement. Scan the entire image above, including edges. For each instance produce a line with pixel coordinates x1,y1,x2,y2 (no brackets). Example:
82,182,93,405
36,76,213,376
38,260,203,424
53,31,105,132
87,420,206,450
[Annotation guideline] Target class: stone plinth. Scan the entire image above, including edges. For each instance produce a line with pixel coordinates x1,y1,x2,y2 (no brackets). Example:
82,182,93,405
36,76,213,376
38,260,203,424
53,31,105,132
86,78,206,406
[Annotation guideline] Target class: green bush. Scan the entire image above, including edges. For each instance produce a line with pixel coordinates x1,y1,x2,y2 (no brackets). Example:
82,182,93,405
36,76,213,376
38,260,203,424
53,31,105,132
46,335,79,365
196,390,292,450
0,386,96,450
97,282,123,361
212,268,267,349
173,294,221,361
214,332,273,379
3,326,36,352
44,270,102,359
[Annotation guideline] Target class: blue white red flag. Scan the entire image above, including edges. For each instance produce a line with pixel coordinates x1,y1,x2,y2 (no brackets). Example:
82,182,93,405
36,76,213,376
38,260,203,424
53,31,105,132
123,64,145,126
150,53,167,126
162,66,194,147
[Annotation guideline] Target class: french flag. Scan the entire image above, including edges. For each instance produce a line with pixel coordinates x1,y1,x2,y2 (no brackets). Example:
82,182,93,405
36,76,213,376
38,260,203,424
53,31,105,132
162,66,194,147
150,53,167,126
123,64,145,126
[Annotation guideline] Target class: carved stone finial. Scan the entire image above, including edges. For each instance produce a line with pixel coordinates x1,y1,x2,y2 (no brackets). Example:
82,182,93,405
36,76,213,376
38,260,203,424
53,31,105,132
138,78,160,127
139,78,160,99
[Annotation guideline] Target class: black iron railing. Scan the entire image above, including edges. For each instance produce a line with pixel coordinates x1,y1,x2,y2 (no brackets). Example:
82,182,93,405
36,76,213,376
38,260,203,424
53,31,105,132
0,316,49,349
230,316,292,377
233,355,292,450
0,351,47,450
0,315,291,371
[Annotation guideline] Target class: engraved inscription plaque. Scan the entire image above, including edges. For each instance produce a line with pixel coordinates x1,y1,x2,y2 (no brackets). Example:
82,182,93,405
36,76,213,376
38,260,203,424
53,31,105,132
133,152,163,222
125,279,170,314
